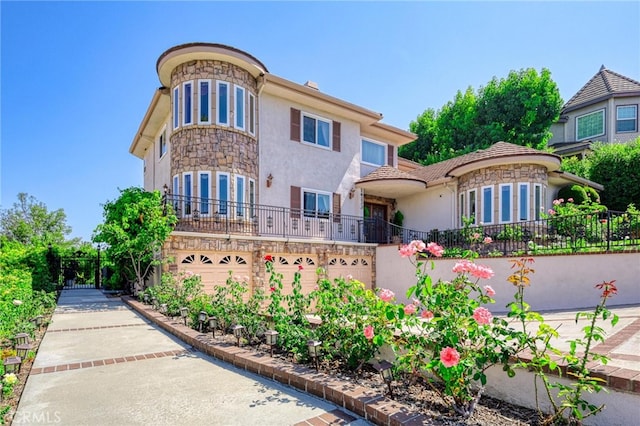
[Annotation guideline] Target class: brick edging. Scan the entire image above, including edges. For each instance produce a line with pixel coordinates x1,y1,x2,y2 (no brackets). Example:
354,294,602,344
123,297,428,426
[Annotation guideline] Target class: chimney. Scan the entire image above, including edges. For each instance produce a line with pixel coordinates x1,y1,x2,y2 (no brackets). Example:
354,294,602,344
304,80,319,90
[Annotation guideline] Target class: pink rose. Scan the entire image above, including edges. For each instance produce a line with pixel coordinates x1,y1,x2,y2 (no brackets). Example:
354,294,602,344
440,347,460,368
364,325,374,340
378,288,395,302
484,285,496,297
427,242,444,257
399,244,415,258
483,236,492,244
410,240,426,253
421,310,434,320
473,307,493,325
404,304,416,315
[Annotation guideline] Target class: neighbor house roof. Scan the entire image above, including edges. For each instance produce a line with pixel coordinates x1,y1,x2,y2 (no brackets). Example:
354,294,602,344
562,65,640,113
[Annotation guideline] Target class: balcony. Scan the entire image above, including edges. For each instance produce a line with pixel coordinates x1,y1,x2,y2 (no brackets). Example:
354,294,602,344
165,195,373,243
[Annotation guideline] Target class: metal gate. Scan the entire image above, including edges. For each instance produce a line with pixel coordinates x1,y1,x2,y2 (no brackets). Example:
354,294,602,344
59,255,100,289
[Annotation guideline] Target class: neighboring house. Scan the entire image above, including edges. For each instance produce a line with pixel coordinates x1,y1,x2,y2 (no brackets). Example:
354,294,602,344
549,65,640,157
129,43,415,292
357,141,602,234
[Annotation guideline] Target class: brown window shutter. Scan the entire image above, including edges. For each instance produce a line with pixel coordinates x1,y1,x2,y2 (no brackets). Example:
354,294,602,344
387,144,394,166
332,121,341,152
333,193,341,223
290,108,301,142
290,186,301,218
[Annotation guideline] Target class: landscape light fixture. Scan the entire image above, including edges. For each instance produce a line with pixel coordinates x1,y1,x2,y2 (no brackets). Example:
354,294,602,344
264,330,279,357
374,360,394,398
35,315,44,329
208,316,218,338
14,333,29,347
15,343,32,362
3,357,21,374
160,304,168,315
232,325,245,347
198,311,208,333
143,294,150,304
307,340,322,370
151,297,158,310
180,307,189,326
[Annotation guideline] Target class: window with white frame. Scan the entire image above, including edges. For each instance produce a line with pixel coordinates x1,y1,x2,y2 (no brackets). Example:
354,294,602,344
183,173,193,215
468,189,477,224
576,109,605,140
302,113,331,148
616,105,637,133
459,192,465,226
482,186,493,224
303,189,331,218
518,183,529,221
216,81,230,126
235,86,245,130
249,178,255,218
158,127,167,158
499,184,512,223
534,183,543,221
248,93,256,135
172,175,179,212
361,139,386,166
216,172,229,215
183,81,193,126
173,87,180,129
236,176,245,217
198,172,211,215
199,80,211,124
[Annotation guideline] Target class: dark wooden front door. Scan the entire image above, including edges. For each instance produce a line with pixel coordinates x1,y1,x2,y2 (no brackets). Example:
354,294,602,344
364,203,388,243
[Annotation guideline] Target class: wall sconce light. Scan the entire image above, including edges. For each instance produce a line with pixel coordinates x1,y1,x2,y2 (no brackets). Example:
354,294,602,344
208,316,218,338
198,311,208,333
232,325,245,347
374,360,394,398
163,184,169,195
349,187,356,199
180,307,189,326
307,340,322,370
266,174,273,188
264,330,279,357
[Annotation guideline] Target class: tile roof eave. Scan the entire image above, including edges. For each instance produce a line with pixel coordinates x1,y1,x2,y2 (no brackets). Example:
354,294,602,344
561,91,640,114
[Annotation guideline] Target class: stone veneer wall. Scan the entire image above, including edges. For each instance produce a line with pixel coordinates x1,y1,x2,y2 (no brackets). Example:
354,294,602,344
163,234,377,293
169,59,259,194
458,164,548,220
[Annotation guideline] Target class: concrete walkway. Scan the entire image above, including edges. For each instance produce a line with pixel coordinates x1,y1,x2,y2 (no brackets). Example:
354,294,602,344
13,290,370,425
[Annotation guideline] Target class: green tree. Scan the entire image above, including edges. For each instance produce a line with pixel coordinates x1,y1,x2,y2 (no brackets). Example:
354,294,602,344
0,193,72,245
93,187,177,294
561,138,640,211
400,68,562,165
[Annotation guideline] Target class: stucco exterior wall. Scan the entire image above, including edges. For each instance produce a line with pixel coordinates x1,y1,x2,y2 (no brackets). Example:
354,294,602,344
376,245,640,311
397,185,456,232
258,94,362,216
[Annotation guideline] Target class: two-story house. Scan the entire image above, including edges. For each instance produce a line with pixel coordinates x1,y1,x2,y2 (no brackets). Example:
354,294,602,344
129,43,415,293
549,65,640,157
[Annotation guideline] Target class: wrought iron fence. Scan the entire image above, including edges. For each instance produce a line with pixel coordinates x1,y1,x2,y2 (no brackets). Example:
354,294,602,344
164,195,640,254
390,210,640,256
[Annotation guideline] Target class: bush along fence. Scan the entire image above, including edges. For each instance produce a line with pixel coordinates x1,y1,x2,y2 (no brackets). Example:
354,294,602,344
140,241,619,424
394,203,640,257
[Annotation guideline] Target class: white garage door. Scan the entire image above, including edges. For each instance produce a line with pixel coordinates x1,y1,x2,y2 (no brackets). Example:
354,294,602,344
326,256,373,289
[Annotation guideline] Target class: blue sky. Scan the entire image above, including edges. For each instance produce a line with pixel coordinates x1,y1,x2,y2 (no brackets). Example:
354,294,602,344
1,1,639,242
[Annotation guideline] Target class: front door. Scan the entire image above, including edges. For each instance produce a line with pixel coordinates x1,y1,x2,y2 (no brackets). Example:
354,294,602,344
364,203,388,243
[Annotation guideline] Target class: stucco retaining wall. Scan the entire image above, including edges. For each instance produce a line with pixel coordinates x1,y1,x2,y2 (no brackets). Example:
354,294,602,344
375,247,640,311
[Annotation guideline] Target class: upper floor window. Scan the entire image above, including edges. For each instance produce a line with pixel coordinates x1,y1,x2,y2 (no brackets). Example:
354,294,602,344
183,172,193,215
217,81,230,126
303,189,331,218
182,81,193,126
235,86,245,130
534,183,544,221
361,139,386,166
576,109,605,141
217,172,229,215
198,172,210,215
468,189,477,224
158,128,167,158
199,80,211,124
303,113,331,148
248,93,256,135
236,176,245,217
173,87,180,130
518,183,529,221
617,105,637,133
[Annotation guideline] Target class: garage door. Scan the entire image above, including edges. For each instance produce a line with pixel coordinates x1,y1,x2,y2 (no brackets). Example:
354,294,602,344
270,254,319,296
177,252,252,296
326,256,373,289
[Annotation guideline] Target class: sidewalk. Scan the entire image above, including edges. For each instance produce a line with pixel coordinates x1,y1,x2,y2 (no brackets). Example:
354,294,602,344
13,290,370,425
